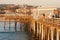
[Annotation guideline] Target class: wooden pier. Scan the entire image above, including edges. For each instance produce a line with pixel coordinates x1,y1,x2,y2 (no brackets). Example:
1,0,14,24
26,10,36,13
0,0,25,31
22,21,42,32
30,18,60,40
0,14,33,32
0,14,60,40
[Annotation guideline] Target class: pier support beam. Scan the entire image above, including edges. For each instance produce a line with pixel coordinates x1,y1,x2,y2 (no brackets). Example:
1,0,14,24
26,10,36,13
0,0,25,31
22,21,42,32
30,20,35,34
35,21,37,37
38,23,42,40
9,20,11,31
4,17,6,31
41,24,44,40
15,21,17,31
48,28,50,40
20,23,22,31
50,27,54,40
4,21,6,31
56,30,59,40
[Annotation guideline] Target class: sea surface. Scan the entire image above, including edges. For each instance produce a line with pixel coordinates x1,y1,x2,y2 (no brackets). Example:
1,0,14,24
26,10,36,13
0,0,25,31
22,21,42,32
0,32,30,40
0,22,25,32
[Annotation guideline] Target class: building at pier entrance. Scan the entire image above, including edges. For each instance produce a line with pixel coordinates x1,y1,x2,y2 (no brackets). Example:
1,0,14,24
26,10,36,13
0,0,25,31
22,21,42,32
31,7,60,19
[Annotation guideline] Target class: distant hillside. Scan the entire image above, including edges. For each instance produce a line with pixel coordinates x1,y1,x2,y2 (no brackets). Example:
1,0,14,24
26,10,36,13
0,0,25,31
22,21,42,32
0,4,15,6
0,4,19,10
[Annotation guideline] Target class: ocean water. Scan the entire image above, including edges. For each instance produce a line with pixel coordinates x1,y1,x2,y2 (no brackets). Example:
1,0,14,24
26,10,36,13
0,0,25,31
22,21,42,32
0,32,30,40
0,22,30,40
0,22,25,32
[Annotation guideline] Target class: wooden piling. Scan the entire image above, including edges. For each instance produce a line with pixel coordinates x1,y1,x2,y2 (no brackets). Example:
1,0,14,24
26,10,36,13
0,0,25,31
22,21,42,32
15,21,17,31
41,24,44,40
35,21,38,38
51,27,54,40
48,28,50,40
9,20,11,31
56,30,59,40
4,20,6,31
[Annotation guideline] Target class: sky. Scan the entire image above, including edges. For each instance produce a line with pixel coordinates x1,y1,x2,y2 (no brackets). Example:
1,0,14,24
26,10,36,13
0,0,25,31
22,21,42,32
0,0,60,7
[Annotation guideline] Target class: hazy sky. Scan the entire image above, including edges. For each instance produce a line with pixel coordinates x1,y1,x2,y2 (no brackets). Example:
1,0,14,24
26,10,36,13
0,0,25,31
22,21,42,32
0,0,60,7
